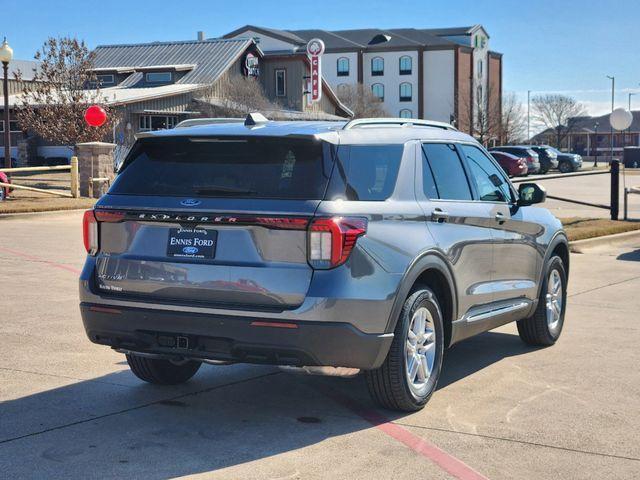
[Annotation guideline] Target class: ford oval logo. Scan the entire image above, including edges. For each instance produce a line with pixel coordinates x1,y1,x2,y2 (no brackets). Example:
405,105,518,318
183,246,199,255
180,198,201,207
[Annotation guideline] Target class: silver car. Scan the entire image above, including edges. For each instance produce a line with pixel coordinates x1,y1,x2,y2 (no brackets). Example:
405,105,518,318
80,115,569,412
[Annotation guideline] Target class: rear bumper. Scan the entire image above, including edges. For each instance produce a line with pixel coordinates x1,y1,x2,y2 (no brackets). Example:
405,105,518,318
80,303,394,370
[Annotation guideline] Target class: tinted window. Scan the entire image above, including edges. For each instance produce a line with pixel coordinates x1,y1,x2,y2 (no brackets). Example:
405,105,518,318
421,143,472,200
327,145,403,201
460,145,512,202
112,137,333,199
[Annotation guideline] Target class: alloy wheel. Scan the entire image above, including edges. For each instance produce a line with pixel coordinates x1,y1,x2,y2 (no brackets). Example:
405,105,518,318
405,307,436,395
545,269,563,334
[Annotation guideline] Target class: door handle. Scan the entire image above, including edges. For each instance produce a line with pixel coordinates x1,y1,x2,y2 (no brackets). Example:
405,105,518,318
495,212,506,224
431,208,449,223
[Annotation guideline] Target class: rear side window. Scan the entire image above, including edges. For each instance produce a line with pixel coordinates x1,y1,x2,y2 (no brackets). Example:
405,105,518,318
326,145,403,201
111,136,333,199
421,143,472,200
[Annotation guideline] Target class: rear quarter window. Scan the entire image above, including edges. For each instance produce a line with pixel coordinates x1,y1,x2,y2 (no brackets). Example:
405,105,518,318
326,144,403,201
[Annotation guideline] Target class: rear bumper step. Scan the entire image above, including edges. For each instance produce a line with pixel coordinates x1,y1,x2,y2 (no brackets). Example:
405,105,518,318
80,303,393,369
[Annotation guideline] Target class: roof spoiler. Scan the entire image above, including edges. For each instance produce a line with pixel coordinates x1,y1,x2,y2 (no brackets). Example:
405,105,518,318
244,112,269,126
342,117,457,131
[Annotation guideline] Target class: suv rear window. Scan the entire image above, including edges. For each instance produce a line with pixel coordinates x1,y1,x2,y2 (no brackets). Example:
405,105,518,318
110,136,333,199
326,145,403,201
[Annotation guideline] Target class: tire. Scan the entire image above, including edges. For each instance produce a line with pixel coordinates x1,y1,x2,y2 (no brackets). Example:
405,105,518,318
517,256,567,346
126,354,202,385
558,161,572,173
365,287,444,412
0,188,5,202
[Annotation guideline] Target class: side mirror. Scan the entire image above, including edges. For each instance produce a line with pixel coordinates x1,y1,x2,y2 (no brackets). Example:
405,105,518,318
518,183,546,206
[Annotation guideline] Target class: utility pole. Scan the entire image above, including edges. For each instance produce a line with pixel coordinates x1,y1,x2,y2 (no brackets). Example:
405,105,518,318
629,92,636,148
607,75,615,161
527,90,531,141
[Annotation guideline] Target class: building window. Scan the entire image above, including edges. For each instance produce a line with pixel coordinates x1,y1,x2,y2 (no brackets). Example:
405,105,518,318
399,109,412,118
96,74,115,86
371,57,384,76
399,82,412,102
275,69,286,97
337,57,349,77
371,83,384,101
477,85,483,103
0,120,21,132
139,115,178,131
477,59,483,77
399,56,412,75
145,72,172,83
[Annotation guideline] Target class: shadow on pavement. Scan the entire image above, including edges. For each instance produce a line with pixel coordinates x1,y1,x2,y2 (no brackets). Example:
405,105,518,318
616,248,640,262
0,330,533,478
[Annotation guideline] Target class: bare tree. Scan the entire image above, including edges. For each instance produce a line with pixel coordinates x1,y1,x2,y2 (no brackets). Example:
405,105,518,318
336,84,389,118
195,76,279,117
14,37,117,148
500,92,527,144
531,94,586,148
456,86,500,145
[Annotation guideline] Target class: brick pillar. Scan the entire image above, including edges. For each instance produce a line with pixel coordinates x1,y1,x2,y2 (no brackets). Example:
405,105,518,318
76,142,116,198
17,137,37,167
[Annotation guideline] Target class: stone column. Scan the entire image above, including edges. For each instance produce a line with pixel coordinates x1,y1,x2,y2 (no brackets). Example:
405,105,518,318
76,142,116,198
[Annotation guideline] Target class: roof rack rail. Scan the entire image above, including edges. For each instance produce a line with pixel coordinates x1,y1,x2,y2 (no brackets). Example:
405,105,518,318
342,117,457,131
175,118,243,128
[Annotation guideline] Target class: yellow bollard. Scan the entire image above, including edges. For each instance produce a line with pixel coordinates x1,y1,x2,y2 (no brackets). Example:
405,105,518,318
70,156,79,198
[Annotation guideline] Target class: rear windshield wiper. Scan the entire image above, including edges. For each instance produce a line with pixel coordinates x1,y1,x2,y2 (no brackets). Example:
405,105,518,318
194,185,256,195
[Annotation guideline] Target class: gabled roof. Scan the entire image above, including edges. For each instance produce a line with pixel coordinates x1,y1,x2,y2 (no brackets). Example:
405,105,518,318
223,25,306,45
9,59,40,81
93,38,257,84
226,25,466,52
424,25,484,37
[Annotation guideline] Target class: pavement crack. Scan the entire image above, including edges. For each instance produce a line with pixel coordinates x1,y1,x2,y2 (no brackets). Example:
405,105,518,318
393,422,640,463
0,370,281,446
569,274,640,298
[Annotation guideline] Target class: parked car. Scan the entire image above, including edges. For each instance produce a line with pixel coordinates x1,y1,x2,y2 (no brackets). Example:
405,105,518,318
490,151,528,177
489,146,541,174
0,171,11,201
528,146,559,173
543,146,583,173
80,115,570,412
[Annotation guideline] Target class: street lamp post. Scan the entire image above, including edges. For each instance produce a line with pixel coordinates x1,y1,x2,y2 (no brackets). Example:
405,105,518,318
628,93,636,148
527,90,531,141
0,38,13,170
594,121,599,167
606,75,615,162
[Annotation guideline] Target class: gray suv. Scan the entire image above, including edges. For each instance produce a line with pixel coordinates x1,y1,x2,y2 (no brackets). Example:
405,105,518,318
80,115,569,412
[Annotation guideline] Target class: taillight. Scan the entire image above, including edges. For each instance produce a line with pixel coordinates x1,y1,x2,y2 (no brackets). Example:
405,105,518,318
83,209,125,255
308,217,367,269
83,210,98,255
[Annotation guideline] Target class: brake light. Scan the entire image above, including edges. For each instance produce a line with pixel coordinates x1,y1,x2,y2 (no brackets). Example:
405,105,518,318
83,209,125,255
82,210,98,255
308,217,367,269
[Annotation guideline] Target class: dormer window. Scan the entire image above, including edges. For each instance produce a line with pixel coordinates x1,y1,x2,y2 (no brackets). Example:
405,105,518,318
96,74,115,86
145,71,172,83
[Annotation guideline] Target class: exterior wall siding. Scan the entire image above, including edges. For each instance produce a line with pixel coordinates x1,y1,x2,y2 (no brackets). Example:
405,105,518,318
456,48,473,134
423,50,455,123
228,30,297,52
261,57,306,110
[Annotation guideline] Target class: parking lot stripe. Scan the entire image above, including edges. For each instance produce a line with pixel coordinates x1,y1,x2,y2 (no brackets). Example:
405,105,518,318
320,388,489,480
0,246,81,275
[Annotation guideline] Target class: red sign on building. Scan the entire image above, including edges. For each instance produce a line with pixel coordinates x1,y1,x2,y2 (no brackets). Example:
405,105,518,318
306,39,325,104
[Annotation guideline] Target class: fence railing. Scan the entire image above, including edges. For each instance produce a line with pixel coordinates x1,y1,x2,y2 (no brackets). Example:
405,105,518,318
0,157,79,198
511,161,621,220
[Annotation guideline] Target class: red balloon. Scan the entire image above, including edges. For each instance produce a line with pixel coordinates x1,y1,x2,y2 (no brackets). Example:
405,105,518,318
84,105,107,127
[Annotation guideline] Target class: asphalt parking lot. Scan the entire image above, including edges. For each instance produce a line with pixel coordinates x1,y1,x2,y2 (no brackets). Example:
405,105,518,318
1,211,639,479
527,168,640,219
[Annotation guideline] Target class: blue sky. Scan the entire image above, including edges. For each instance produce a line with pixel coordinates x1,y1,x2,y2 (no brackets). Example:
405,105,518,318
3,0,639,114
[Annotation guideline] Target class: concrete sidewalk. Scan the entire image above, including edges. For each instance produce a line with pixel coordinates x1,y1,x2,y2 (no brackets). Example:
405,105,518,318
0,211,639,479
